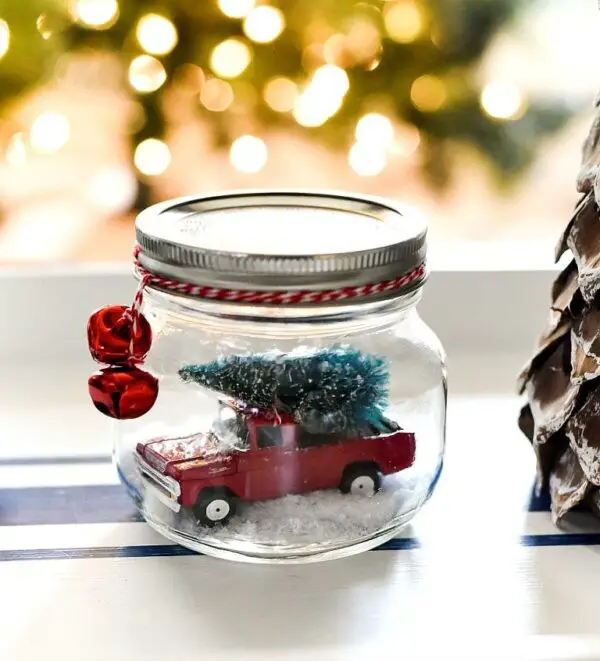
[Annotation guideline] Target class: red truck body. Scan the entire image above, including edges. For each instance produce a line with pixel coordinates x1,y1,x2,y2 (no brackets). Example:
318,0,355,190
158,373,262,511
135,407,415,521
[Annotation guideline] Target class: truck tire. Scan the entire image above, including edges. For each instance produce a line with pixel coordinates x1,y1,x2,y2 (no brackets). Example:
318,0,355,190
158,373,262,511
339,463,381,497
194,488,238,526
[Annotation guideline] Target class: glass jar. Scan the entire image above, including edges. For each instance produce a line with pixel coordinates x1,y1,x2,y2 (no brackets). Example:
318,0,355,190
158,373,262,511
106,191,446,563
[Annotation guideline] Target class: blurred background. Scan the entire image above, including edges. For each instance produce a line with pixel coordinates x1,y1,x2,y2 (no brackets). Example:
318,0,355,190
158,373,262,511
0,0,599,264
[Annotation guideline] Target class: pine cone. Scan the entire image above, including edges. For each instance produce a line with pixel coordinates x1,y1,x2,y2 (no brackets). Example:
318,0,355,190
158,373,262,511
519,99,600,523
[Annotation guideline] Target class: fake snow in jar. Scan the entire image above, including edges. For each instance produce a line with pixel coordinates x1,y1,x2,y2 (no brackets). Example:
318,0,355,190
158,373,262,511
87,191,447,563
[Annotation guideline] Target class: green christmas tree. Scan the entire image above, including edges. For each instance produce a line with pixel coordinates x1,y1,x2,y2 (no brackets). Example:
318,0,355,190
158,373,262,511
179,345,390,434
0,0,573,206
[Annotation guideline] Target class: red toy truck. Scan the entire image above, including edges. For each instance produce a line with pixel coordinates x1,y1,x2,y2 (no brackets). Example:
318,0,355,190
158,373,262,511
135,403,416,525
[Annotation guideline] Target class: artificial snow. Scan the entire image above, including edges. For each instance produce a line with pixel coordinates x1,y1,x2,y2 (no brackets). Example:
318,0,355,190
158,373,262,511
143,471,425,548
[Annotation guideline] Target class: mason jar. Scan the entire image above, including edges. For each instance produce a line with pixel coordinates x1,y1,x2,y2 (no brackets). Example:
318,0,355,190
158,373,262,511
107,190,446,563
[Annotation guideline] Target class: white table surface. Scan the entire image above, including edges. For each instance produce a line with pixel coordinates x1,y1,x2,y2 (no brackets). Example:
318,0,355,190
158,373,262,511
2,359,600,661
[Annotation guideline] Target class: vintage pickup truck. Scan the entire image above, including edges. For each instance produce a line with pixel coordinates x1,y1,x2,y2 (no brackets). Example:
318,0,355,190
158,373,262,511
135,403,416,525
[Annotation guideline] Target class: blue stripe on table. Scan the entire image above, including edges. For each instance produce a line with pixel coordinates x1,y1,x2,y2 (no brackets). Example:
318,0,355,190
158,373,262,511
0,483,554,526
2,533,600,562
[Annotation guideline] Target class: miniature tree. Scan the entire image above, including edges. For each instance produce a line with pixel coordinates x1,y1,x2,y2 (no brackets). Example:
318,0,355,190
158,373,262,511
179,345,390,434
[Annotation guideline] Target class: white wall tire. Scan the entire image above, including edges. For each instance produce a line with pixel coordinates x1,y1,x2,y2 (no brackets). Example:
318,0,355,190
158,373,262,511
205,498,231,522
349,475,377,496
194,489,237,526
340,463,382,496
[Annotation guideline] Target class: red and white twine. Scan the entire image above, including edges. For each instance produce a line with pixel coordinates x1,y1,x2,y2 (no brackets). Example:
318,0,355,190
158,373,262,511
131,247,425,307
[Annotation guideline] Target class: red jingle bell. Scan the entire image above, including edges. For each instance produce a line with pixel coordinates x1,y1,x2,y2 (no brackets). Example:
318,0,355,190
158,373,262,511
87,305,152,365
88,366,159,419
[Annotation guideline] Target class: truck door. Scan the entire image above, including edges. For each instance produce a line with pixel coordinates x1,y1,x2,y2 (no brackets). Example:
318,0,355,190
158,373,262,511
238,423,300,499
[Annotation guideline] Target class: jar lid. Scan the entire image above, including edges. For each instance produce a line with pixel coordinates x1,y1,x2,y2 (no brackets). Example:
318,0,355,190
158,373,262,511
135,190,427,305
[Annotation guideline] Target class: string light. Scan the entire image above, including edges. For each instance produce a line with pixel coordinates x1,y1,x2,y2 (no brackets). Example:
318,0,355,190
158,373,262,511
128,55,167,93
134,138,171,175
218,0,255,19
384,1,424,43
136,14,178,56
348,142,387,176
0,19,9,59
36,15,53,40
480,81,526,121
390,124,421,156
292,65,349,127
30,113,70,153
200,78,234,111
229,135,268,173
5,133,27,167
410,75,446,112
69,0,119,29
210,38,251,79
323,35,347,66
355,113,394,147
312,65,349,97
263,77,298,112
243,6,285,44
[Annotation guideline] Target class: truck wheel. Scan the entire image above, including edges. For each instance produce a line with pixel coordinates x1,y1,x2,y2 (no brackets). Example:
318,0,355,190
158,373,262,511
194,488,237,526
340,463,381,497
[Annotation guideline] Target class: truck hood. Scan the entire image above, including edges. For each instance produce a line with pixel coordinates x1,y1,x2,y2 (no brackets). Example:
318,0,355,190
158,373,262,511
138,432,227,473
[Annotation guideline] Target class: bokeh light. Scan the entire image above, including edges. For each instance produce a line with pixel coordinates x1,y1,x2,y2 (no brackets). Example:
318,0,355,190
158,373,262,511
128,55,167,93
0,19,9,59
480,81,526,121
136,14,178,56
348,142,387,176
134,138,171,175
410,74,446,112
229,135,268,173
200,78,234,111
243,6,285,44
292,65,349,127
384,1,423,43
30,113,70,154
312,65,349,97
5,133,27,167
217,0,255,19
69,0,119,29
263,77,298,112
36,15,53,40
355,113,394,147
210,39,252,79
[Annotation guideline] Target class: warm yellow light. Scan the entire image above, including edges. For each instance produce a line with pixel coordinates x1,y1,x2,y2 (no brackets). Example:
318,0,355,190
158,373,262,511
312,64,349,97
210,39,251,79
391,123,421,156
69,0,119,29
384,2,423,43
480,81,526,121
229,135,268,173
243,6,284,44
128,55,167,93
355,113,394,147
348,142,387,176
0,19,9,58
36,15,53,40
217,0,255,19
134,138,171,176
411,75,446,112
5,133,27,167
30,113,70,154
136,14,178,56
292,88,343,128
200,78,234,111
263,77,298,112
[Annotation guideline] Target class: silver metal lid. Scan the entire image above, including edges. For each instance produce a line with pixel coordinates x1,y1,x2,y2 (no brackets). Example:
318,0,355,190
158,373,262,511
135,190,427,301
